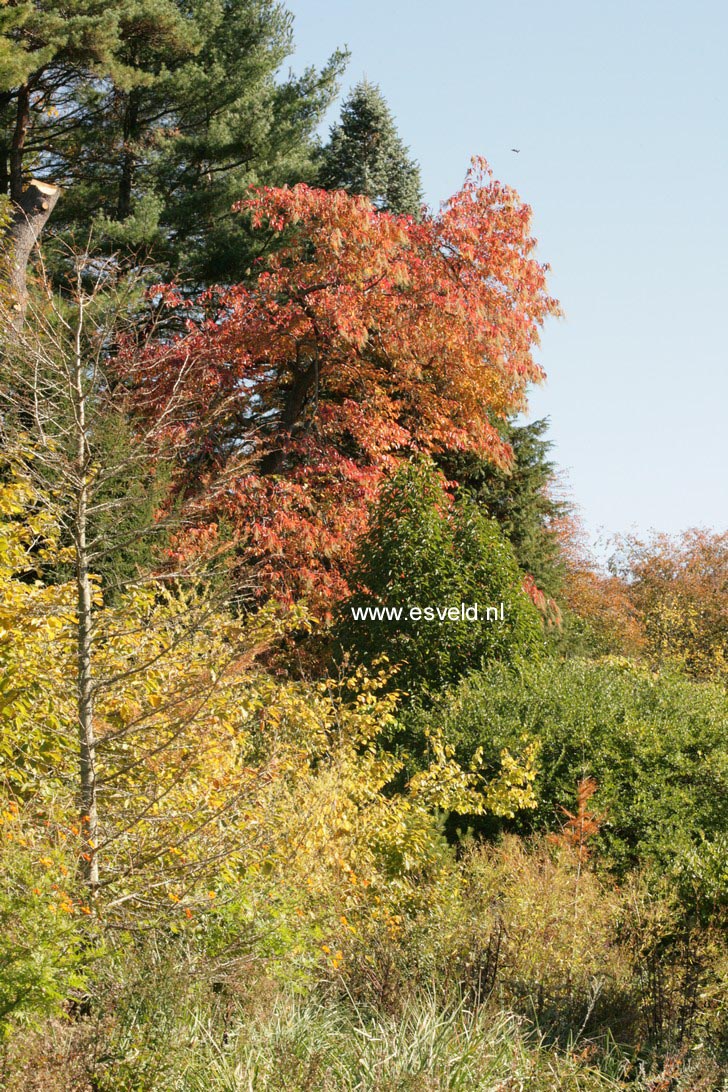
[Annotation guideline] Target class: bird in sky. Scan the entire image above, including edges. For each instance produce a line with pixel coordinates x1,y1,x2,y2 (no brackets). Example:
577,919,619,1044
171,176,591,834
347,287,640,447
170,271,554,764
511,148,520,153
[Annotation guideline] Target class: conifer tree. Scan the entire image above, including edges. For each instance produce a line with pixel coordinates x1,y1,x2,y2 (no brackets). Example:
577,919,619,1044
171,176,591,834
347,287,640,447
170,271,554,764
439,419,569,599
0,0,195,201
0,0,203,301
0,250,261,893
319,80,422,216
0,1,347,282
56,0,347,280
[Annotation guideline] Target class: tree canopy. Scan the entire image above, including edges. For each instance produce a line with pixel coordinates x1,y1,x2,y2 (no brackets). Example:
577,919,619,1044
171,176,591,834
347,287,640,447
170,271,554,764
124,162,558,609
0,0,347,278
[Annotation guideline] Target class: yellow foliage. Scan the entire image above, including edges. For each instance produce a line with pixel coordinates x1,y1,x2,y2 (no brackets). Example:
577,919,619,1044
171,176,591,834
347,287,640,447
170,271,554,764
0,481,76,794
0,473,539,940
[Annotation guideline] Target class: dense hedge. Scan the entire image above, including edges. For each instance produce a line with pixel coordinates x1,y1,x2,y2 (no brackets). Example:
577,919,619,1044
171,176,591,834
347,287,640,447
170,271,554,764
402,657,728,883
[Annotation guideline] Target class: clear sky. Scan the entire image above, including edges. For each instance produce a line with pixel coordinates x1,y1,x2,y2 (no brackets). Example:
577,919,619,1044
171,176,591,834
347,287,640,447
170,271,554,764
285,0,728,545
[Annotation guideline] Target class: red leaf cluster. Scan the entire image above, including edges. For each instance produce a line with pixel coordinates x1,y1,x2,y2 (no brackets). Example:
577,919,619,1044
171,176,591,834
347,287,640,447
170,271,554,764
122,160,559,609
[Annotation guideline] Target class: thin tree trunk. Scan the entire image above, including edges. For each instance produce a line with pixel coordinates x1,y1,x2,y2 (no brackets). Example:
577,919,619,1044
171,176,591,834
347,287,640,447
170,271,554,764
10,83,30,202
0,89,12,196
72,297,100,893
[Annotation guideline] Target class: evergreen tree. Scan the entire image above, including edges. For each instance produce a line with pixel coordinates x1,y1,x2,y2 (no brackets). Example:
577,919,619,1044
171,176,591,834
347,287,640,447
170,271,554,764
439,419,569,599
0,1,347,281
59,0,348,280
319,80,422,216
0,0,196,201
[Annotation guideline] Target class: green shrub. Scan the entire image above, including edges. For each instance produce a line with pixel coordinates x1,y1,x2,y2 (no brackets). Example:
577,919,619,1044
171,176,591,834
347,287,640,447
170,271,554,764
0,802,86,1037
337,459,543,696
403,657,728,880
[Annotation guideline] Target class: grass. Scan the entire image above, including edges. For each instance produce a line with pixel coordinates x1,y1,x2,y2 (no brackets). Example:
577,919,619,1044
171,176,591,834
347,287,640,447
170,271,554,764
8,980,722,1090
155,993,633,1092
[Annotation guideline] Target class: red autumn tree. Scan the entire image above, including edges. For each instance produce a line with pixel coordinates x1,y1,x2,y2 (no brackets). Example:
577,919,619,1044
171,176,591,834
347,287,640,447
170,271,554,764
124,159,559,611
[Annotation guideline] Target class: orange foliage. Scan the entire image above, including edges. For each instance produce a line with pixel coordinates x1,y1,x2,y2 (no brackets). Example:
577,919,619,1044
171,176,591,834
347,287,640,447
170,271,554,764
557,511,643,656
553,777,602,864
559,517,728,677
615,528,728,679
123,161,559,610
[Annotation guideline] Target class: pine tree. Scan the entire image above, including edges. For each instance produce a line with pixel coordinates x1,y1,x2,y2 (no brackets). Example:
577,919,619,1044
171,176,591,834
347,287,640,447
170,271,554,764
0,0,203,303
55,0,347,280
319,80,422,216
0,0,195,201
0,0,347,282
155,2,347,281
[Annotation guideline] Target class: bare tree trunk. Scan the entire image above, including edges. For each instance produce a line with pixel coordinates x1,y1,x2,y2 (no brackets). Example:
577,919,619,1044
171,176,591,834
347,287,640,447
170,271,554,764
2,179,60,326
9,84,30,203
0,89,12,196
72,295,100,893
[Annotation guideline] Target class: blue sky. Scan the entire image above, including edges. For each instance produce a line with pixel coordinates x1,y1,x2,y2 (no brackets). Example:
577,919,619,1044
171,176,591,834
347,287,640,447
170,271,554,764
285,0,728,545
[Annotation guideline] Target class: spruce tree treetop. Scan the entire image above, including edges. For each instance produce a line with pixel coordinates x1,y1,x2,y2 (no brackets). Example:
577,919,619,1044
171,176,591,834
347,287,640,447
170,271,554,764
319,79,422,217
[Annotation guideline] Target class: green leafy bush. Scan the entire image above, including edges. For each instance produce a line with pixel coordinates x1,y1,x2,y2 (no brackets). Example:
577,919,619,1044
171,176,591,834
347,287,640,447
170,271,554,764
404,657,728,879
337,459,543,695
0,802,86,1036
